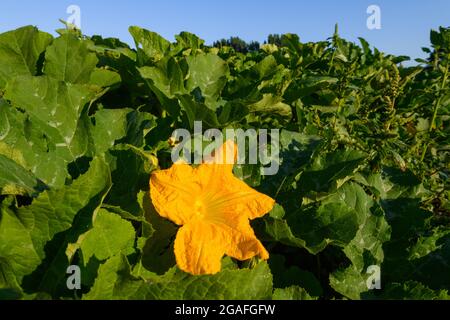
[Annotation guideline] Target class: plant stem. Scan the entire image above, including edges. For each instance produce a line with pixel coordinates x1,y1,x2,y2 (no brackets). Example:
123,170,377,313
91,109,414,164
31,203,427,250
429,61,449,132
421,54,449,161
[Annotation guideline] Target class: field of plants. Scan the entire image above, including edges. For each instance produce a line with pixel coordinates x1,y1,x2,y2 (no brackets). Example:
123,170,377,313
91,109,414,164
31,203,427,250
0,23,449,300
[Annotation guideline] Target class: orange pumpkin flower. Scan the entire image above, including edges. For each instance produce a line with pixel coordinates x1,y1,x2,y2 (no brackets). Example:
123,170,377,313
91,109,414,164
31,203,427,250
150,140,275,275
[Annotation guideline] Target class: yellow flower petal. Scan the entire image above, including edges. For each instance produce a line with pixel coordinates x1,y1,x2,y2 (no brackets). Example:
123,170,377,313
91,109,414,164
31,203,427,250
174,220,227,275
150,140,275,275
197,164,275,220
218,214,270,261
150,164,198,225
203,139,237,166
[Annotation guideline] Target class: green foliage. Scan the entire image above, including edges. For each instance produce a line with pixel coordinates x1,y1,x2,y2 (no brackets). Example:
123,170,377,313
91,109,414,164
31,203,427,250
0,23,449,300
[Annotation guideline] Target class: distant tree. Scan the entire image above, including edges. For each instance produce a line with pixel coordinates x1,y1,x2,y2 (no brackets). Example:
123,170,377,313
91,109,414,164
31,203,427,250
213,37,260,53
229,37,248,53
266,34,282,46
212,39,228,48
248,41,260,51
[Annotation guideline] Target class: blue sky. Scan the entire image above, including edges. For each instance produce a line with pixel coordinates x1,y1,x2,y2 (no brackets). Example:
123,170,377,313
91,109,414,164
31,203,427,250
1,0,449,61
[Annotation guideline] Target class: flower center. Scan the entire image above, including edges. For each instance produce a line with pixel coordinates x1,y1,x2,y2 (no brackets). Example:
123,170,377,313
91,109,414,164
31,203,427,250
194,200,206,218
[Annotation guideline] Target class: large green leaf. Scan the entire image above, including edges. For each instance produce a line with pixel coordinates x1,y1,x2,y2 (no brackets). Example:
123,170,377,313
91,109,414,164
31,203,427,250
293,202,360,252
174,32,205,51
298,149,367,194
269,254,322,297
375,281,450,300
0,26,53,88
0,154,42,196
144,261,272,300
177,94,220,129
248,94,292,118
408,227,450,260
0,206,41,285
185,53,229,108
104,145,156,215
0,257,23,299
0,157,110,283
22,162,112,297
0,100,69,188
3,76,95,186
273,286,317,300
326,183,391,270
84,255,273,300
79,209,135,263
91,108,131,155
139,57,185,98
44,33,98,83
329,266,371,300
129,26,171,65
5,76,93,143
139,191,178,275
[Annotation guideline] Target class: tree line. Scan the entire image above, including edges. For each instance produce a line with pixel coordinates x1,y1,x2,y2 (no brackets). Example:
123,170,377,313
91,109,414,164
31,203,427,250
212,34,284,53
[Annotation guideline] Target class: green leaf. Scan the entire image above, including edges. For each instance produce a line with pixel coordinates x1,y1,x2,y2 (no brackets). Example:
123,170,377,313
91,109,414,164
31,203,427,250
252,55,279,79
329,266,371,300
129,26,171,65
0,157,110,282
89,69,121,88
0,26,53,88
294,202,360,252
269,254,322,297
262,216,308,250
260,130,321,196
3,76,94,186
0,99,71,187
273,286,317,300
139,191,177,275
174,32,205,51
263,194,361,254
403,232,450,289
233,164,261,187
364,167,428,200
139,57,185,98
0,154,42,196
287,76,338,100
4,75,92,151
117,110,156,148
83,254,139,300
248,94,292,118
91,108,131,155
0,258,22,299
269,203,285,219
104,145,155,215
44,33,98,83
85,255,273,300
408,227,450,260
378,281,450,300
326,183,391,270
185,53,228,108
0,206,41,284
177,94,220,129
299,149,366,194
145,261,273,300
79,209,135,263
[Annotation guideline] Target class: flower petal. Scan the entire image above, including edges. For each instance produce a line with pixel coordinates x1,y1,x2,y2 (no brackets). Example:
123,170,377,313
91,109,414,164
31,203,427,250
174,220,227,275
220,217,270,261
150,164,199,225
197,164,275,219
203,140,237,172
